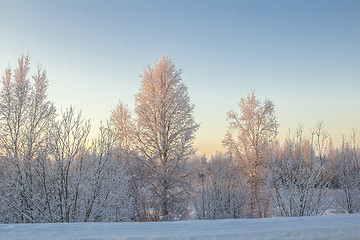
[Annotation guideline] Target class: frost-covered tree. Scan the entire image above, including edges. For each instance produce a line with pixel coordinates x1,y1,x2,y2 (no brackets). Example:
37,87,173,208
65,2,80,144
110,101,143,221
269,126,331,217
82,123,132,222
311,122,329,168
336,131,360,213
223,90,278,218
0,55,56,223
132,55,199,221
49,107,90,222
324,138,340,189
48,108,132,222
110,101,133,152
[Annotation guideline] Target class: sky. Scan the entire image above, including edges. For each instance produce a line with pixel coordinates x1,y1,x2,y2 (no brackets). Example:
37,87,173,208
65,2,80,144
1,0,359,157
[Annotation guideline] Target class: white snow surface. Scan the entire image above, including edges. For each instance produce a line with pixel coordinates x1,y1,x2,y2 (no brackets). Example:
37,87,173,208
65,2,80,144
1,214,360,240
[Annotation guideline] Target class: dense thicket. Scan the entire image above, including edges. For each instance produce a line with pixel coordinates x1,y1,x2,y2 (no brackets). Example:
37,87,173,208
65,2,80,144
1,55,359,223
0,55,131,223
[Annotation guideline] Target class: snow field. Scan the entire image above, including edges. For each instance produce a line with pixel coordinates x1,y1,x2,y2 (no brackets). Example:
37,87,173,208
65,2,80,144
1,213,360,240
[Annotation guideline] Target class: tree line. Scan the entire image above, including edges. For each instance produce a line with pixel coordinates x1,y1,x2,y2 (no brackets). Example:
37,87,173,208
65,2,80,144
0,54,359,223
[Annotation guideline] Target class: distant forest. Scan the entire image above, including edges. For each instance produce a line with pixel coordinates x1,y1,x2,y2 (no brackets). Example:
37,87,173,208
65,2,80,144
1,55,359,223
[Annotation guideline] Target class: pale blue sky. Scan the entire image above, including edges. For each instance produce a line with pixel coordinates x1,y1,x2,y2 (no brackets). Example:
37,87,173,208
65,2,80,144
1,0,359,156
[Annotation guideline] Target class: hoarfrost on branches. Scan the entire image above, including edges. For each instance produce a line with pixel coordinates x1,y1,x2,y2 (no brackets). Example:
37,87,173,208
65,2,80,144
223,90,278,218
1,54,360,223
130,55,199,221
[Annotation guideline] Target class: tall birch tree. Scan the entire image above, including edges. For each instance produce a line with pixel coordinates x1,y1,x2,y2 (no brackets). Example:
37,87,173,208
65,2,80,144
133,55,199,221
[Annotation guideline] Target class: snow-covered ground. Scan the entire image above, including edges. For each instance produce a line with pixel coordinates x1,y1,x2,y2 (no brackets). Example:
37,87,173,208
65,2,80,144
1,214,360,240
